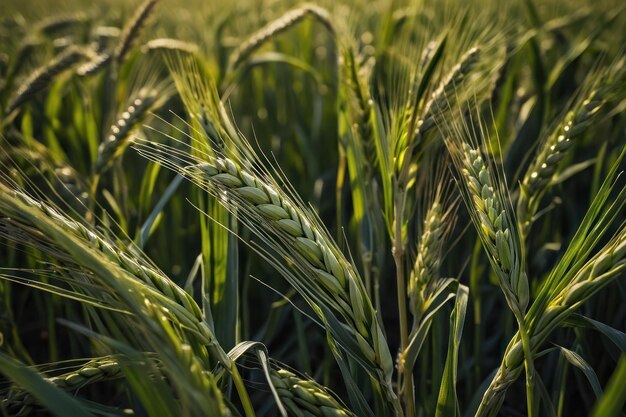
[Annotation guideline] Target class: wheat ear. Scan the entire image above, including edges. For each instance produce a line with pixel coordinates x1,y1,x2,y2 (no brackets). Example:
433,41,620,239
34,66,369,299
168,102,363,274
95,87,160,173
0,185,236,371
2,188,202,323
397,47,480,188
415,47,480,136
407,201,447,316
178,156,394,386
270,368,357,417
517,89,605,236
447,136,538,416
227,4,333,73
7,46,86,114
457,143,528,314
142,38,199,54
114,0,157,65
3,356,124,416
76,52,111,77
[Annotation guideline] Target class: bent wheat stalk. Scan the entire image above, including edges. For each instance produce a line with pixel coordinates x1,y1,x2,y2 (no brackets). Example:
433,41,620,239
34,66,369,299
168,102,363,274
187,157,393,376
1,187,202,322
136,143,397,410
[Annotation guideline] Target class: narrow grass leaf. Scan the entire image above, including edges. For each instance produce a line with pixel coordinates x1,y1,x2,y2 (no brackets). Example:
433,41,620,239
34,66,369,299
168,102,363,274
558,346,602,398
563,314,626,354
435,284,469,417
591,355,626,417
0,353,92,417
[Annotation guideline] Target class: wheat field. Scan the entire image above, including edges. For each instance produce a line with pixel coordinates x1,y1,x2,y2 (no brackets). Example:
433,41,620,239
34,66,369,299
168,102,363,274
0,0,625,416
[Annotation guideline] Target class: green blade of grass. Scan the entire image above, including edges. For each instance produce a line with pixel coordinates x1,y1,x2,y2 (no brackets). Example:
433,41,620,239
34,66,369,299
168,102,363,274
435,284,468,417
0,352,92,417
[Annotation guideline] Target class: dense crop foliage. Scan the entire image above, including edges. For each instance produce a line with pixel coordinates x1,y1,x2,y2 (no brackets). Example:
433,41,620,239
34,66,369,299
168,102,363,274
0,0,625,416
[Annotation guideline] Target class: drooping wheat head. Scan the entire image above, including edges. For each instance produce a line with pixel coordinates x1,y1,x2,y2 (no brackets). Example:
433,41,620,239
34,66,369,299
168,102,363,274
7,46,87,114
270,368,357,417
95,87,162,173
3,356,125,416
76,52,111,77
227,4,334,73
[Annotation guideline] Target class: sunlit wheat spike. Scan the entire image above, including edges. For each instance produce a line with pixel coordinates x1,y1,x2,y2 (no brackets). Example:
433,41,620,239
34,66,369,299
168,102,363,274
539,227,626,330
396,47,481,186
95,87,160,173
418,47,480,134
270,368,357,417
451,141,528,315
407,201,446,316
227,4,334,73
524,91,604,194
142,38,199,54
114,0,157,65
517,88,606,234
0,185,236,372
76,52,111,76
7,46,86,114
176,155,394,384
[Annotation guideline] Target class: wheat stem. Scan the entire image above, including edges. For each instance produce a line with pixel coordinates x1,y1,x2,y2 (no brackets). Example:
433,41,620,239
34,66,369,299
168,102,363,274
392,190,414,417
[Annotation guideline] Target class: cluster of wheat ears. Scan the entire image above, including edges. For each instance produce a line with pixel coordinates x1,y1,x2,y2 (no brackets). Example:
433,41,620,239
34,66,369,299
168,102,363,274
0,0,624,416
